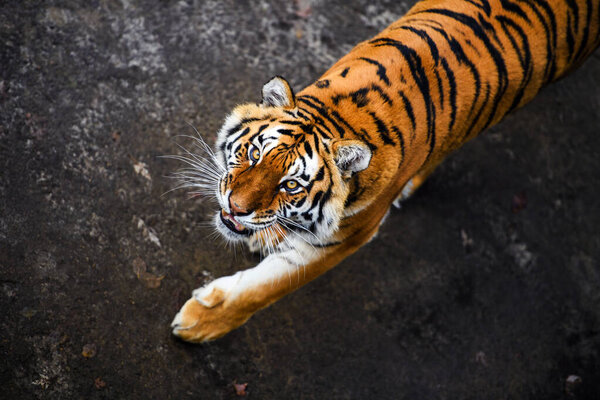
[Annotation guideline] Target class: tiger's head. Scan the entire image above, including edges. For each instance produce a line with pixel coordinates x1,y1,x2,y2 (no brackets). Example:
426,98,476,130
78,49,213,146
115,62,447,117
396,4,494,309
210,76,372,249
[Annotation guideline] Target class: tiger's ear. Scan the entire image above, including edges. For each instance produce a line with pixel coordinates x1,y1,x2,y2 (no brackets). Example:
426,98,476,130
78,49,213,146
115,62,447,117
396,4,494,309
333,139,372,178
261,76,296,109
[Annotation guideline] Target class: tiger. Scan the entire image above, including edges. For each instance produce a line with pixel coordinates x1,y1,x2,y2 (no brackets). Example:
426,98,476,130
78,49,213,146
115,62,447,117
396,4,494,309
170,0,600,342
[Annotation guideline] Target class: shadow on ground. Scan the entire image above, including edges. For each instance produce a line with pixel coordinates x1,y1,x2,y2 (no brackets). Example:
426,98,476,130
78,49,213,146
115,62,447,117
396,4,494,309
1,1,599,399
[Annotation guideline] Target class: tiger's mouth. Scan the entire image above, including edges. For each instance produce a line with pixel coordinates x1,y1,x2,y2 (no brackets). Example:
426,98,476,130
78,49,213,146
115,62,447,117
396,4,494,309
220,209,252,236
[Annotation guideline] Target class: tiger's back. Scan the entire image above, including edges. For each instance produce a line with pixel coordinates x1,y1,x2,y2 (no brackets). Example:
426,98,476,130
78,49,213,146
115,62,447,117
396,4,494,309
298,0,600,217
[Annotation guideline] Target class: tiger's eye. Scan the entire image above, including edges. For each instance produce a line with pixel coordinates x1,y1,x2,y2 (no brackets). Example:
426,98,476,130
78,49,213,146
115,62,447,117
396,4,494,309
285,180,298,191
249,148,260,162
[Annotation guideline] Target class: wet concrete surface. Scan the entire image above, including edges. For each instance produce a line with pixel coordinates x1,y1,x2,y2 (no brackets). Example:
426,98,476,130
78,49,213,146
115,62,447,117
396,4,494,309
1,0,599,399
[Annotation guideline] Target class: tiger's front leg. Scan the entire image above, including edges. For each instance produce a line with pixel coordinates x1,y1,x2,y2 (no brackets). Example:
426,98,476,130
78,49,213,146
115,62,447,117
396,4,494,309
171,249,319,342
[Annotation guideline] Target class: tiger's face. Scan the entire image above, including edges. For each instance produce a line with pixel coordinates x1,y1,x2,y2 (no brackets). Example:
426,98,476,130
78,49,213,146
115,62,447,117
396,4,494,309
212,77,372,248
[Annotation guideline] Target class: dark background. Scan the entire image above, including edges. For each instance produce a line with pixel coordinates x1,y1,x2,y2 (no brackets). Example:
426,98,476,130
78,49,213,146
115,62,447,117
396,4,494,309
1,1,599,398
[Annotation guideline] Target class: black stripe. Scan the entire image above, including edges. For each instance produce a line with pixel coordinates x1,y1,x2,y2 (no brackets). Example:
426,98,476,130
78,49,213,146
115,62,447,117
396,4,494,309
300,124,314,135
477,12,504,51
433,68,444,110
321,138,331,153
296,108,333,141
391,125,405,163
501,0,531,24
399,26,440,64
314,240,341,248
368,111,395,146
516,0,553,82
320,187,332,211
370,84,393,105
332,85,392,107
303,141,313,158
397,90,416,136
226,127,250,150
277,128,295,136
295,197,306,208
298,94,325,107
351,88,370,107
315,79,330,88
331,94,343,106
296,109,311,121
329,109,359,136
311,121,332,139
240,117,266,125
401,18,444,30
225,123,242,137
297,97,345,136
340,67,350,77
310,191,323,209
419,9,508,132
566,12,576,60
233,143,243,156
439,58,457,131
314,166,325,182
464,38,482,57
358,129,378,152
358,57,391,86
523,0,557,81
564,0,580,61
465,0,491,15
429,26,479,133
496,15,534,112
573,0,592,64
500,0,531,22
370,37,436,149
246,124,270,145
344,186,365,208
313,132,320,153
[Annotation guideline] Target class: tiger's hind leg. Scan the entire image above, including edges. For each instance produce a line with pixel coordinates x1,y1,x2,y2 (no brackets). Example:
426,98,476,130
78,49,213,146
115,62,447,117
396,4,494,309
393,162,440,208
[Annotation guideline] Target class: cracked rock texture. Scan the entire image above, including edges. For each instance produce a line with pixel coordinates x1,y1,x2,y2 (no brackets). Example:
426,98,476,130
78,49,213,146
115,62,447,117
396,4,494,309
1,0,599,399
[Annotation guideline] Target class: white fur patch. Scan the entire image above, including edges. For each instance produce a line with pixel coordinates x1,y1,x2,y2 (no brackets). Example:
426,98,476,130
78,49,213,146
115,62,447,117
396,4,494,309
401,178,414,199
393,178,415,208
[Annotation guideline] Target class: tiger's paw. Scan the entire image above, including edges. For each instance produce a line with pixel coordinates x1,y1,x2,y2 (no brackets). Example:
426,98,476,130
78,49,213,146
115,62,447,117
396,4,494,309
171,279,251,342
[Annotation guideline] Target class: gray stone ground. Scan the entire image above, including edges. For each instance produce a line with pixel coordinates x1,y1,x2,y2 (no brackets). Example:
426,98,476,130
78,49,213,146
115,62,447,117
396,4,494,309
1,0,599,399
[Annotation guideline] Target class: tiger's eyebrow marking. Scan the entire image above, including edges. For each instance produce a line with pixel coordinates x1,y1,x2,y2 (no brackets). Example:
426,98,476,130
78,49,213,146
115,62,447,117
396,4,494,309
226,127,250,150
277,128,296,136
247,124,270,143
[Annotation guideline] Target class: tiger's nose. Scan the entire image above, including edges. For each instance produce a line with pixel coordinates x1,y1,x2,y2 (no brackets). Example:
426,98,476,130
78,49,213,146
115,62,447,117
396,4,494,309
229,198,250,216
